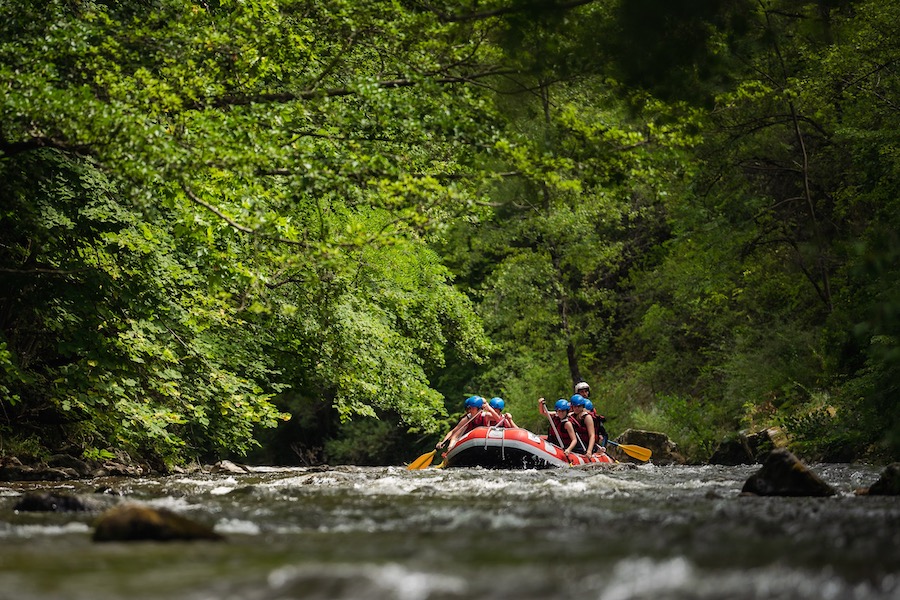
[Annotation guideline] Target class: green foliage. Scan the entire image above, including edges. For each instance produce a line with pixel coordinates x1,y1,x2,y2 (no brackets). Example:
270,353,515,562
431,0,900,463
324,418,413,466
0,430,49,463
0,0,496,463
1,0,898,466
0,149,287,463
630,394,726,460
82,447,116,462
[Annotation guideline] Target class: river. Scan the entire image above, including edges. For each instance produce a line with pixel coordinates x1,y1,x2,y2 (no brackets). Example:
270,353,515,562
1,462,898,600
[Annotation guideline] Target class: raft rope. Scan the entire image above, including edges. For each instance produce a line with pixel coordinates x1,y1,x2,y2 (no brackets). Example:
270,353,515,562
484,425,507,462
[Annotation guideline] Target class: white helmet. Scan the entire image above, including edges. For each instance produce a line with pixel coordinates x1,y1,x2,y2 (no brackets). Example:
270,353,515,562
574,381,590,393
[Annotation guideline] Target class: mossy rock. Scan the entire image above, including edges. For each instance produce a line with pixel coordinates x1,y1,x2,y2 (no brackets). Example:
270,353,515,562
93,503,223,542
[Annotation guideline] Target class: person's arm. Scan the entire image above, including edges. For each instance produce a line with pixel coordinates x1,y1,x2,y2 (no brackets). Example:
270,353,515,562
436,415,468,449
538,397,548,417
584,415,596,455
505,413,518,429
482,403,502,423
563,421,578,454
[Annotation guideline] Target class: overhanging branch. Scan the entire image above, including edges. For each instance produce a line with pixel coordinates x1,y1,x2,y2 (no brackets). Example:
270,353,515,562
197,69,518,109
182,184,311,248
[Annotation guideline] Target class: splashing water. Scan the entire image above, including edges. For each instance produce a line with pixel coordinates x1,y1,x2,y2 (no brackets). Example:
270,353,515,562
1,463,897,599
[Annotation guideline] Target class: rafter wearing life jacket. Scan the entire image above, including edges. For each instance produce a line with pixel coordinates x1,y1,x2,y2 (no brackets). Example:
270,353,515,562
584,400,608,448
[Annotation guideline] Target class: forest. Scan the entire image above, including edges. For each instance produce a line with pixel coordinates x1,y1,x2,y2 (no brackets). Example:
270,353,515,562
1,0,898,468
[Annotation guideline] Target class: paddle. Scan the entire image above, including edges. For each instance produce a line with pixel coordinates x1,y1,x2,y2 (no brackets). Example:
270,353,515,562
607,440,652,462
407,449,437,470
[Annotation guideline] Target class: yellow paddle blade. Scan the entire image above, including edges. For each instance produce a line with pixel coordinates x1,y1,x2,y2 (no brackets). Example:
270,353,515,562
615,443,652,462
407,450,437,470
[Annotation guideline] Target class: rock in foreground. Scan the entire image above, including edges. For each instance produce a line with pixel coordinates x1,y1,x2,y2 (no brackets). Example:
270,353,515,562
93,503,223,542
859,463,900,496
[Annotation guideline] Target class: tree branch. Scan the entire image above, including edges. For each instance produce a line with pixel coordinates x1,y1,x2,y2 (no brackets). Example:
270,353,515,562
182,184,311,248
198,70,518,109
0,266,88,275
419,0,599,23
0,136,92,159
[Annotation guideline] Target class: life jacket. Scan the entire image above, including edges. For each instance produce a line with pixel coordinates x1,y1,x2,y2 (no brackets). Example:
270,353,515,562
492,412,514,428
463,411,489,434
548,414,573,447
571,412,594,452
589,409,609,446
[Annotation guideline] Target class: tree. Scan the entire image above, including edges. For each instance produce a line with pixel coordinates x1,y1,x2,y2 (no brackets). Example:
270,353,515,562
617,0,900,459
0,0,499,463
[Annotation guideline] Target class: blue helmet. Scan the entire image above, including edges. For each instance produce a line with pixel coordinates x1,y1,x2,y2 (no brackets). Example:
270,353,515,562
464,395,484,409
489,397,505,411
570,394,587,407
554,399,570,411
584,400,594,411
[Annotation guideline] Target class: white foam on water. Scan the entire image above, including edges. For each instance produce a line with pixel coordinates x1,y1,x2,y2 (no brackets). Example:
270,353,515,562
214,518,261,535
598,556,694,600
170,476,228,486
263,472,359,490
352,475,438,496
583,472,652,491
594,556,896,600
267,562,466,600
261,467,662,503
144,495,202,512
0,521,91,539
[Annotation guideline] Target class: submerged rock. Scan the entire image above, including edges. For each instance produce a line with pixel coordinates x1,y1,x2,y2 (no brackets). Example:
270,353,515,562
93,503,224,542
13,491,112,512
859,463,900,496
210,459,250,474
741,448,836,496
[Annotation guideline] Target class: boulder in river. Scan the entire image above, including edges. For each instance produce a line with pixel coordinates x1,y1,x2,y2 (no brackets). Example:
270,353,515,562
93,503,224,542
708,436,754,466
13,491,114,512
709,427,788,465
741,448,836,496
858,463,900,496
210,459,250,474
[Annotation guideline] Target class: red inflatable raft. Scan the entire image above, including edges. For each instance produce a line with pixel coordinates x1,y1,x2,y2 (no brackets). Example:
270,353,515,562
443,426,614,469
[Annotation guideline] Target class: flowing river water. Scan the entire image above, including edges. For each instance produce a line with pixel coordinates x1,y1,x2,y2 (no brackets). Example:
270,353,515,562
1,462,899,600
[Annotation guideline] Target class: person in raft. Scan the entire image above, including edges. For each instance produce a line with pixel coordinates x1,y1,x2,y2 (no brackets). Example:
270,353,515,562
538,397,580,456
488,397,519,428
574,380,610,450
435,396,502,451
584,399,609,449
569,393,605,456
